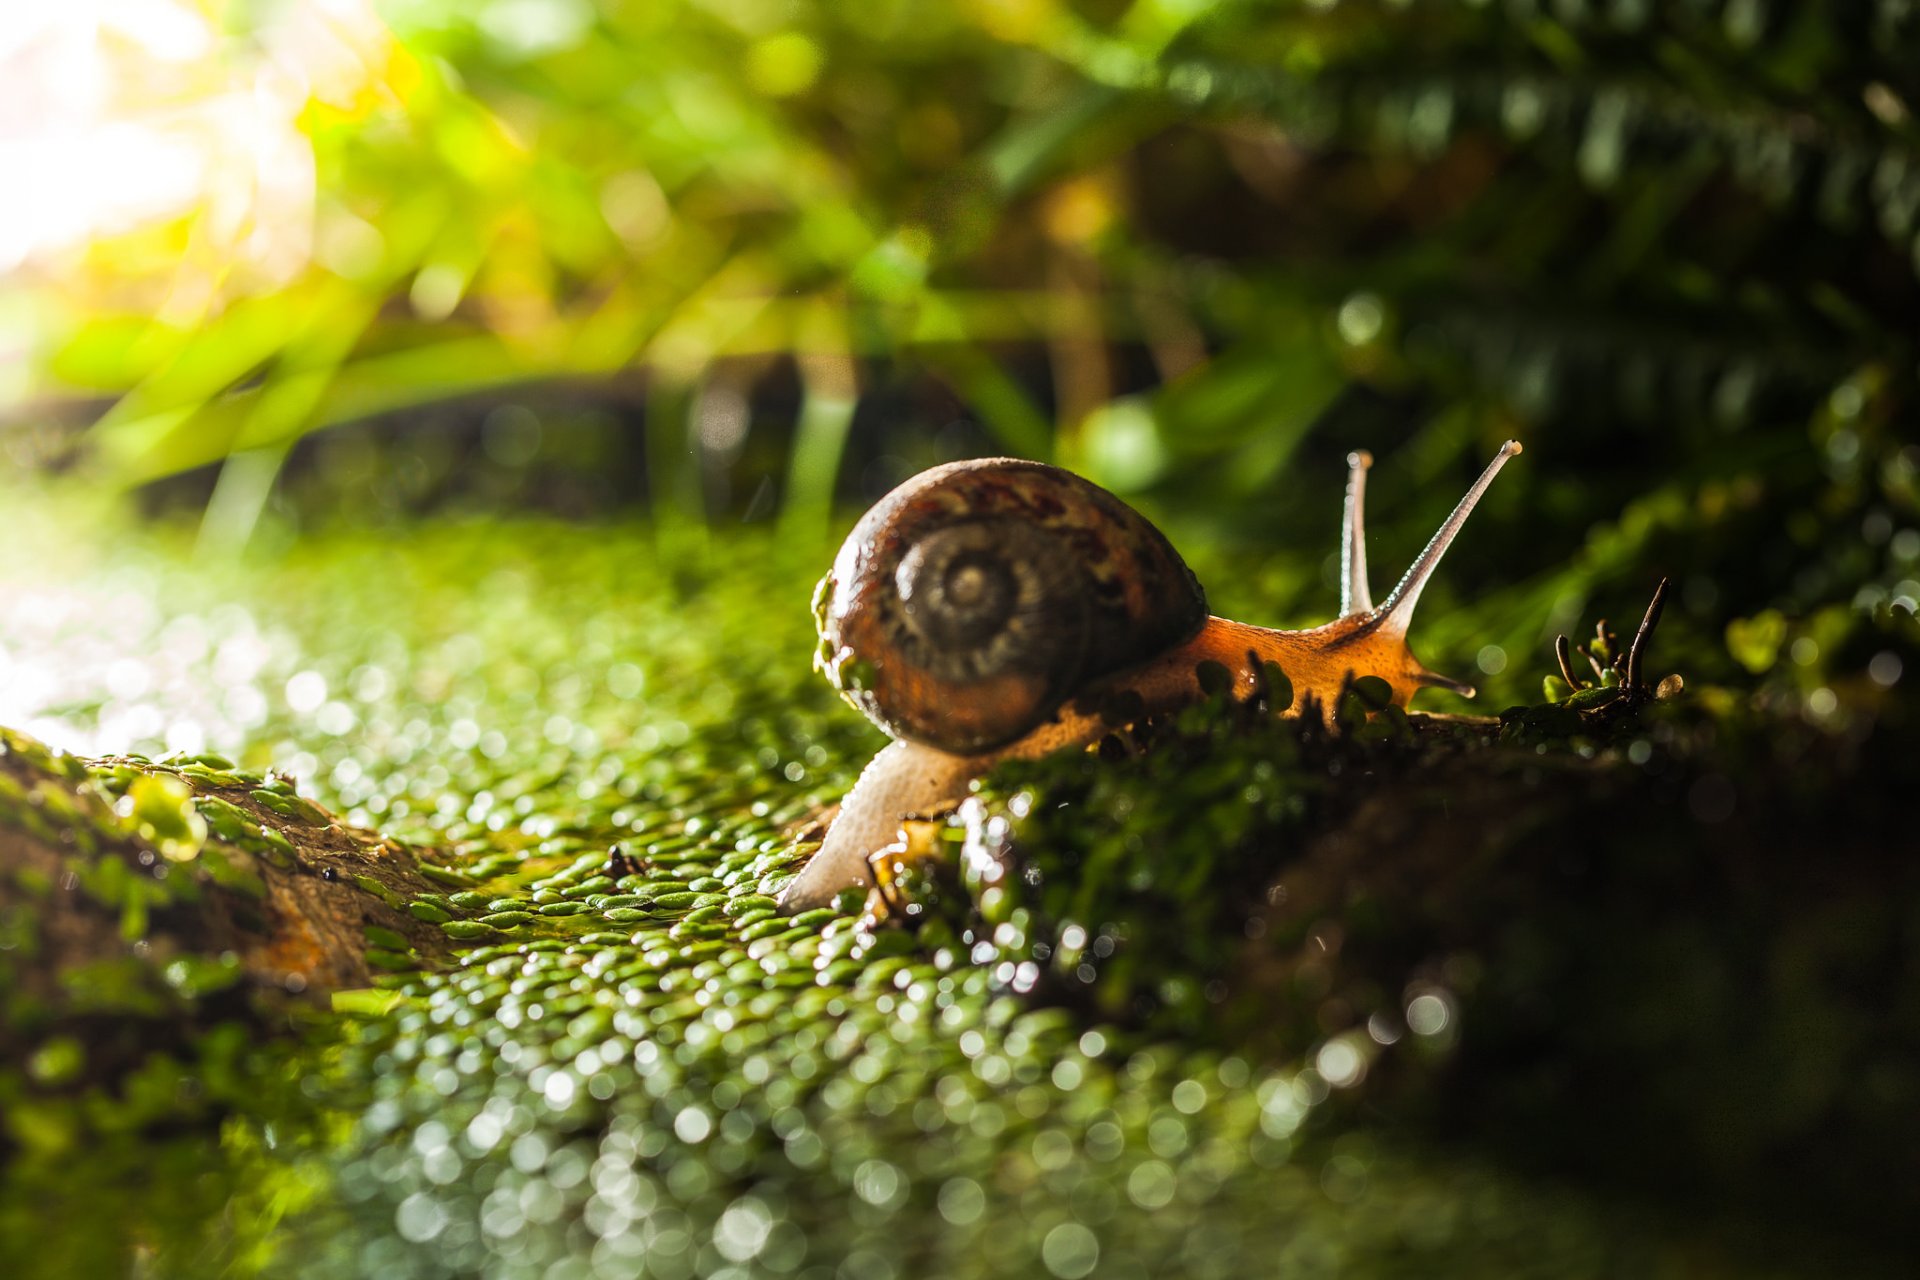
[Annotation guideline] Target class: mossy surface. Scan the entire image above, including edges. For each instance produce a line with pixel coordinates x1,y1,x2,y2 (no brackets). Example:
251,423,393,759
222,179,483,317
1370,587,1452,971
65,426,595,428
0,486,1913,1278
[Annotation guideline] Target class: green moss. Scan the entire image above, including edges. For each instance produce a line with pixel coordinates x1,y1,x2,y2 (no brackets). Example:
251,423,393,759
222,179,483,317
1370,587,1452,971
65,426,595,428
416,863,472,888
248,789,331,826
196,796,256,842
347,875,404,909
1,481,1913,1280
126,774,207,863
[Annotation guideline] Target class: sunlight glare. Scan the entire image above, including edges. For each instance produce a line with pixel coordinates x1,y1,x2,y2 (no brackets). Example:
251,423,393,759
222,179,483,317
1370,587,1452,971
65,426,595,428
0,1,392,283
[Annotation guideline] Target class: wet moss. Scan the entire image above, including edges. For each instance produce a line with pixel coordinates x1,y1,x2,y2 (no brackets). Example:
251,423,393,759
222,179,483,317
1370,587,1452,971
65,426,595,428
0,487,1913,1278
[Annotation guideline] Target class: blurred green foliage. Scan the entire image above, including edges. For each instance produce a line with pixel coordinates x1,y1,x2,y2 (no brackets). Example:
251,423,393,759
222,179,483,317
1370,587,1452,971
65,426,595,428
5,0,1917,719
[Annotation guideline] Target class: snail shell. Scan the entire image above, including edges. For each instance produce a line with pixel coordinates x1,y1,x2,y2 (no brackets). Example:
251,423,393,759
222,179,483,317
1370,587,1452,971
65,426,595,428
813,458,1207,754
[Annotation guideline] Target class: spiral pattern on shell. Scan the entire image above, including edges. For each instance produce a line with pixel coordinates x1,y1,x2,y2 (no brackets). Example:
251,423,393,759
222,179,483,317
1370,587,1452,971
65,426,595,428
814,458,1207,754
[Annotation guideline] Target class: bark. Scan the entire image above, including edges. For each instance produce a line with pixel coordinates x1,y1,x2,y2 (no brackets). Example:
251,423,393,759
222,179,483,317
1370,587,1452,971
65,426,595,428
0,730,451,1083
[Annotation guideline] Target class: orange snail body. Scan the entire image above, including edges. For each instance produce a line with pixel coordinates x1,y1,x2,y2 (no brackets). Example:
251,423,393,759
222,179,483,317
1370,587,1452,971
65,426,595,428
780,441,1523,911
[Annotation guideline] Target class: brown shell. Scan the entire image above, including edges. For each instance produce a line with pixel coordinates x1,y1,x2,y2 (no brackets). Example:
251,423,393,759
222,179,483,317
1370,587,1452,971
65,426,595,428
814,458,1207,754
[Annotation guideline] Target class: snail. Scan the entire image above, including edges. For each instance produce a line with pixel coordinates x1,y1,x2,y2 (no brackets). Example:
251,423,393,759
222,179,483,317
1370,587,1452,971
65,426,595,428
779,440,1522,911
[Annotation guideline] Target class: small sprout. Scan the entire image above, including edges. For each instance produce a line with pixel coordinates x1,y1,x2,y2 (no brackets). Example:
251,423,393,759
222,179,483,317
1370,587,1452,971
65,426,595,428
1537,578,1677,721
1623,577,1669,691
1554,635,1581,690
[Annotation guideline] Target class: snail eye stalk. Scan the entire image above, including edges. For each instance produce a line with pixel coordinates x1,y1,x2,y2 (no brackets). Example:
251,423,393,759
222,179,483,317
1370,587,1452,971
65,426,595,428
1372,440,1522,640
1340,449,1374,618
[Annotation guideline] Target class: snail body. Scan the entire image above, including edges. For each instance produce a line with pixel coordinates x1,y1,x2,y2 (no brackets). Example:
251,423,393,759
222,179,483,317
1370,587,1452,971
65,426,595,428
782,441,1522,911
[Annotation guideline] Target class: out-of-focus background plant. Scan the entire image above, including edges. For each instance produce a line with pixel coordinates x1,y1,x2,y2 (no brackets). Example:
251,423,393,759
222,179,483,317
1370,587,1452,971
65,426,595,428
8,0,1920,715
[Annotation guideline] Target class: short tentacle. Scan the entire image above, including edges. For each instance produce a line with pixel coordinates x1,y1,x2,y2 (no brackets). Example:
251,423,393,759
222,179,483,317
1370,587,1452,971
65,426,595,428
1411,666,1476,697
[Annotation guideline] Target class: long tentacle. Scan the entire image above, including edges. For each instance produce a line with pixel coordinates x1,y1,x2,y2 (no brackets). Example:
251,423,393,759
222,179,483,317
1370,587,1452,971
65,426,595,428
1373,440,1521,640
1340,450,1374,617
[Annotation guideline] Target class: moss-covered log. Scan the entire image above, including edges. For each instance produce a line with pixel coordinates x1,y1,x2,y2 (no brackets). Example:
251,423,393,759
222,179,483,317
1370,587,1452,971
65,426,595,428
0,727,454,1094
7,661,1916,1275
